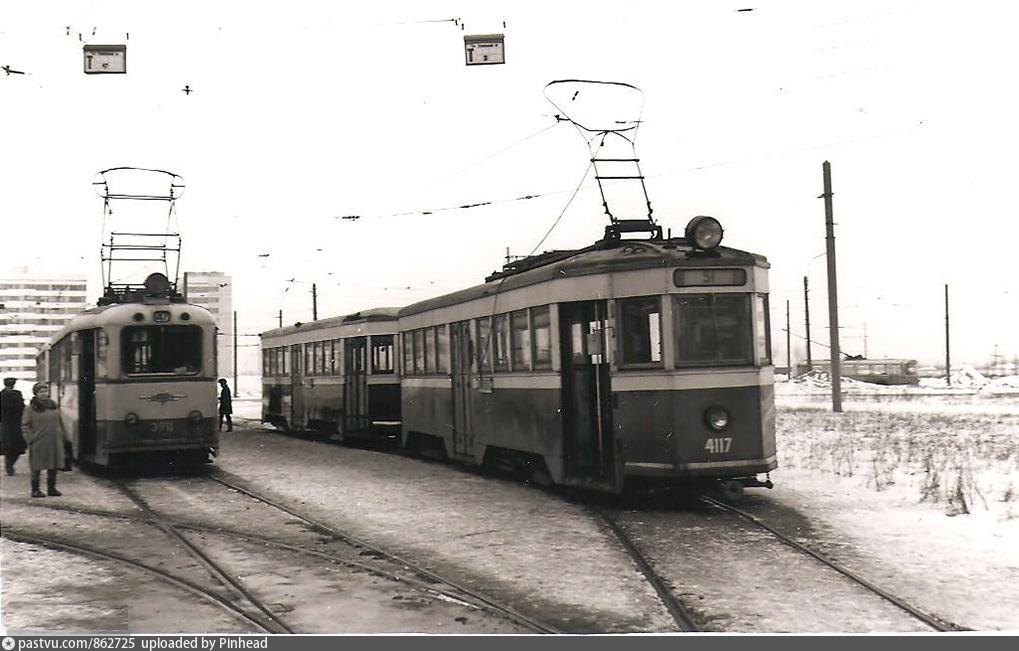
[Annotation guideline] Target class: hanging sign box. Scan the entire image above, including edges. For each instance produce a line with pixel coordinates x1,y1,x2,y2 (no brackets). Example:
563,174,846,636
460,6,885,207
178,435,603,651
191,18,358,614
464,34,505,66
83,44,127,74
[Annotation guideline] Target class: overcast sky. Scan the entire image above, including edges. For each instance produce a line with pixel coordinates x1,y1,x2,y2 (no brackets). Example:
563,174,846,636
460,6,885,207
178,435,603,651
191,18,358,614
2,0,1017,367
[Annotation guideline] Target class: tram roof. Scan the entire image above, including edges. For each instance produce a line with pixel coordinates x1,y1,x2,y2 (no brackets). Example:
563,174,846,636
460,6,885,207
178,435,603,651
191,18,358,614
260,306,401,338
400,238,768,318
40,301,216,350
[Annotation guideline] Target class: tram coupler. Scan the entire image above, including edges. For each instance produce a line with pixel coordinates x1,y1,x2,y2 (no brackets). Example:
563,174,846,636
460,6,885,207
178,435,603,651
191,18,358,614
739,475,773,489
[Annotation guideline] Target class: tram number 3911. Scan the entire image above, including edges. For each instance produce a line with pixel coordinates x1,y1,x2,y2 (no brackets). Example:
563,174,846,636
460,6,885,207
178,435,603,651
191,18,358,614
704,437,733,454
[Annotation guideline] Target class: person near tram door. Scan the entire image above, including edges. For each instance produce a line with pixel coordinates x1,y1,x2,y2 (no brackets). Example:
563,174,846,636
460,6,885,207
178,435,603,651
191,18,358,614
21,382,65,497
1,378,27,475
218,378,233,432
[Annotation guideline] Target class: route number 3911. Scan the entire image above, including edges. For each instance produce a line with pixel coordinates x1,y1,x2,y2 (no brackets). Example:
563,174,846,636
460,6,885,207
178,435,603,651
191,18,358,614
704,437,732,454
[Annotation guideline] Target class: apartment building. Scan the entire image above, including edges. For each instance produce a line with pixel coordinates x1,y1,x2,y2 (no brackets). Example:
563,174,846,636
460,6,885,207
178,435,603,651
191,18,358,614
182,271,233,376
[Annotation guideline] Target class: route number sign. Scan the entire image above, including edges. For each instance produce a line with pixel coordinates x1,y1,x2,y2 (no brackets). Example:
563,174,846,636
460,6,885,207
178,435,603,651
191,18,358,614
464,34,505,66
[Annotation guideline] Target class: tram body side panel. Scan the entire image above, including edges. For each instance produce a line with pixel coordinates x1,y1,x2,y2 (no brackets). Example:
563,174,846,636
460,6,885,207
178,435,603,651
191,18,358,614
262,377,293,429
299,378,344,432
366,376,401,435
401,378,453,447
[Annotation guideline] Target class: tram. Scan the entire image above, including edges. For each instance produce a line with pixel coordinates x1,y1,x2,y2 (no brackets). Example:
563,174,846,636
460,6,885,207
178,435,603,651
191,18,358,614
398,217,776,495
260,308,401,441
36,273,219,467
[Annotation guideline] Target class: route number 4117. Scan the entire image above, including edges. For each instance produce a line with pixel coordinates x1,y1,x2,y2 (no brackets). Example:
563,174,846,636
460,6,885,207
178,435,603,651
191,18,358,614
704,437,732,454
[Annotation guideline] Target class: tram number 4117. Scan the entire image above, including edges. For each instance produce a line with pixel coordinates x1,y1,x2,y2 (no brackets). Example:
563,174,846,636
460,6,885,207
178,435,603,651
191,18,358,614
704,437,733,454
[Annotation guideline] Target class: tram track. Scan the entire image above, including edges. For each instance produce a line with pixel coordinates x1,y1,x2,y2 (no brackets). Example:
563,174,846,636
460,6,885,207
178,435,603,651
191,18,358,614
699,495,969,632
112,480,295,634
205,470,563,634
0,528,274,634
591,507,700,632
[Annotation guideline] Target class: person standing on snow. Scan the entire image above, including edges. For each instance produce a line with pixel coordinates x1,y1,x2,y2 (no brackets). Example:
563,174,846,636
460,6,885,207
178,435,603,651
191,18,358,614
218,378,233,432
21,382,65,497
1,378,27,475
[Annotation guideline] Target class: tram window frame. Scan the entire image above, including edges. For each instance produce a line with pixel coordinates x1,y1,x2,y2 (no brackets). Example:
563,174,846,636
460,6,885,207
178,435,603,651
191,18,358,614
305,344,315,377
531,305,552,370
372,334,395,374
510,309,531,371
754,294,772,366
493,314,510,372
436,325,449,374
618,296,663,368
121,325,203,376
263,349,270,376
672,293,754,367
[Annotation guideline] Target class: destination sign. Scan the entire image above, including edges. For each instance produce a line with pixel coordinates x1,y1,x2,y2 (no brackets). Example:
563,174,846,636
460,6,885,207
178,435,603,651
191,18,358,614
673,268,747,287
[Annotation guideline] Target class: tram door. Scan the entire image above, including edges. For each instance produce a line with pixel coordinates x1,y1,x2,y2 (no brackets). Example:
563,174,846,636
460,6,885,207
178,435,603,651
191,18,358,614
77,330,97,456
290,345,304,428
450,320,474,456
559,301,614,479
344,337,368,432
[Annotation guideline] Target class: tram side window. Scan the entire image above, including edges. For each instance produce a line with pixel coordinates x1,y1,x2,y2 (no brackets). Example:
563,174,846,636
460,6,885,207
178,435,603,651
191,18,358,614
511,309,531,371
263,349,270,376
62,339,73,382
372,335,394,374
121,326,202,375
423,327,435,374
619,297,662,366
493,314,510,372
673,294,752,366
436,326,449,373
305,345,315,377
269,348,278,376
754,294,772,366
412,329,424,374
477,318,493,373
531,306,552,370
402,333,414,375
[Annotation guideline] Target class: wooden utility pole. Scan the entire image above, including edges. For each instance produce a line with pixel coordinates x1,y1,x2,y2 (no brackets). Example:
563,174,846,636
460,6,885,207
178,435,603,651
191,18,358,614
803,276,812,369
945,284,951,386
312,283,318,321
232,310,238,397
821,161,842,412
278,309,283,328
785,299,791,378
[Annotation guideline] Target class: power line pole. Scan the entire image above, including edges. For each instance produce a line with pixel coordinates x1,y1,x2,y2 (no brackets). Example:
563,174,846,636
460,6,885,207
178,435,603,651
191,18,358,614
863,322,868,358
278,309,283,328
803,276,812,369
785,299,791,379
232,310,238,398
312,283,318,321
945,284,951,386
821,160,842,413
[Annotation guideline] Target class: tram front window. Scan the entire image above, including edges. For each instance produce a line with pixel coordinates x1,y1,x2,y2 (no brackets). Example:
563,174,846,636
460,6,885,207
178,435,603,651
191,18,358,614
122,325,202,375
673,294,753,366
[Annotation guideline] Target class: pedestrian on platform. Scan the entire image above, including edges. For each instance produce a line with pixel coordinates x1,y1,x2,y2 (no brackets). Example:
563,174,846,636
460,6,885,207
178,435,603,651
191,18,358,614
1,378,27,475
21,382,65,497
218,378,233,432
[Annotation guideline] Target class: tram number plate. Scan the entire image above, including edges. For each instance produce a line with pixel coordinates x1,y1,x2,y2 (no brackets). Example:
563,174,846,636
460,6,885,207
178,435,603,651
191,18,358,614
704,437,732,454
150,420,175,434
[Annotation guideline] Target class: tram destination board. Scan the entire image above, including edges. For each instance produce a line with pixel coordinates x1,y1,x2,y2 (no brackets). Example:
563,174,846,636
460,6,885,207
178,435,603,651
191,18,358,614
83,44,127,74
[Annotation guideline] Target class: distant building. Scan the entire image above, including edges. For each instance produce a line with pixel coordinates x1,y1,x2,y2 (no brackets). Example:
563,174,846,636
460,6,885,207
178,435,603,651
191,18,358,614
182,271,233,376
0,270,89,380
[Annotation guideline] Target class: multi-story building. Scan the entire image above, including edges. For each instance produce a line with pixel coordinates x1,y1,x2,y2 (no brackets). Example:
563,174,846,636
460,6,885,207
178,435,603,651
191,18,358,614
0,270,89,380
182,271,233,377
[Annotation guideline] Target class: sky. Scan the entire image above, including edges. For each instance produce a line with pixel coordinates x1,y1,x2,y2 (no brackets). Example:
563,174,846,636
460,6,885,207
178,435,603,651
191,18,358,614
2,0,1018,368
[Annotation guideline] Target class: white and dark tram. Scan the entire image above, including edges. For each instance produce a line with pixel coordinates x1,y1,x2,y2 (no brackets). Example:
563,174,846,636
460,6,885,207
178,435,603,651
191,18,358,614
35,273,219,467
260,308,401,440
398,217,776,494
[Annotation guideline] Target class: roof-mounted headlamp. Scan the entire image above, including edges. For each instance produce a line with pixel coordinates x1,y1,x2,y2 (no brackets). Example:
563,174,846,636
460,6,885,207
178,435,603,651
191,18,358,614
685,216,724,250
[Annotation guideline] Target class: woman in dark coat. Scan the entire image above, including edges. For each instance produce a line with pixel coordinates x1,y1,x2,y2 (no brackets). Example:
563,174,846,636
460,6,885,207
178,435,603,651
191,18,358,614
21,382,66,497
1,377,27,475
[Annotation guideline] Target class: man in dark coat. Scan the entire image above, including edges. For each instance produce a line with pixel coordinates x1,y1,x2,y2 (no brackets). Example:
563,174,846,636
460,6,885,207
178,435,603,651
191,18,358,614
218,378,233,432
1,378,27,475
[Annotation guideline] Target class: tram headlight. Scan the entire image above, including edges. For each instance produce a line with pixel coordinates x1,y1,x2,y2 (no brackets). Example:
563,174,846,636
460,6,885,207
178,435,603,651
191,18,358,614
124,412,140,426
705,406,730,431
188,410,203,422
685,216,724,250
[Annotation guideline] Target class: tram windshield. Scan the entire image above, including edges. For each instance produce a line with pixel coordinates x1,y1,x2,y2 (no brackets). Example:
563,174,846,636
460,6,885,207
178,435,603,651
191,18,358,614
121,325,202,375
673,294,753,366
